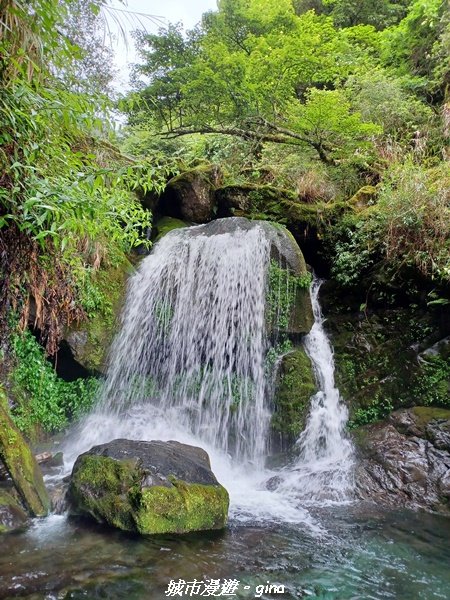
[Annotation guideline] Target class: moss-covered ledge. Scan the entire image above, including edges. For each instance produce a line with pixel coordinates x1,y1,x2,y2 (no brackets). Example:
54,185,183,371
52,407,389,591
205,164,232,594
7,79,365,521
0,386,50,518
64,257,134,373
271,348,316,450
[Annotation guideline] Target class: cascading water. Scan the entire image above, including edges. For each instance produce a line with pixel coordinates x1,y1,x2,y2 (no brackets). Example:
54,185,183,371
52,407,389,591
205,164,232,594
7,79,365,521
63,217,354,523
275,278,354,504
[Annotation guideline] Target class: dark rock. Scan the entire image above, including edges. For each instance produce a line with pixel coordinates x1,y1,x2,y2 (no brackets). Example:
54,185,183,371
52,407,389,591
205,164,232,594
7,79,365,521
161,165,222,223
0,488,28,532
354,407,450,513
68,439,229,535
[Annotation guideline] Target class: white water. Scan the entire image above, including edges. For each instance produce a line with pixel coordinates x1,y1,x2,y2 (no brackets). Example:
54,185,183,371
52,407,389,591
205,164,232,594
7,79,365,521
275,279,354,504
62,218,353,526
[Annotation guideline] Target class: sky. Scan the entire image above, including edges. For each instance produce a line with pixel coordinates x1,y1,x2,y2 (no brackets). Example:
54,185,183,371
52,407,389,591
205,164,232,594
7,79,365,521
108,0,218,90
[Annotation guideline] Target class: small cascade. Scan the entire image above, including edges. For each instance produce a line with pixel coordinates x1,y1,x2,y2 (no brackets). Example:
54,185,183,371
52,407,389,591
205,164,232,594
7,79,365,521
276,278,354,503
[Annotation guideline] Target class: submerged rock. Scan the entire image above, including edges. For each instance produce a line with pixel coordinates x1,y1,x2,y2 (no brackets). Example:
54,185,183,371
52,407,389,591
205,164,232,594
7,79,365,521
0,488,28,532
68,439,229,535
0,390,50,519
355,407,450,513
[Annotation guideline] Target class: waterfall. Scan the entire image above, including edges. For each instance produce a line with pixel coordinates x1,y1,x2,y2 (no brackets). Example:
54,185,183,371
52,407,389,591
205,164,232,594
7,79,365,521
276,278,354,503
67,219,278,468
64,218,353,520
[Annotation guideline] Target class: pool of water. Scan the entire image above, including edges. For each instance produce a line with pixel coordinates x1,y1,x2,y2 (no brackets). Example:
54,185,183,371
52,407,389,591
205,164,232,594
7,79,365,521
1,504,449,600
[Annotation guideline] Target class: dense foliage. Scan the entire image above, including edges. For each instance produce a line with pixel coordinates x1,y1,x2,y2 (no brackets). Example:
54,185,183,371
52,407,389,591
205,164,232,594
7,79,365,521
10,330,98,436
0,0,171,354
0,0,449,435
126,0,449,290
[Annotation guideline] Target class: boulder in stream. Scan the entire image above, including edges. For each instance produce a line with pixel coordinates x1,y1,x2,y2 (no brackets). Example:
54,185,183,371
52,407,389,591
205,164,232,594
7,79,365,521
0,488,28,532
68,439,229,535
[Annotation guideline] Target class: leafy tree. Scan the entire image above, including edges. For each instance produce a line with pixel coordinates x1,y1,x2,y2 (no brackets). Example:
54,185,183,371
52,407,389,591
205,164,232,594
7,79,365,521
0,0,170,352
321,0,412,30
381,0,450,99
347,70,435,144
128,0,380,164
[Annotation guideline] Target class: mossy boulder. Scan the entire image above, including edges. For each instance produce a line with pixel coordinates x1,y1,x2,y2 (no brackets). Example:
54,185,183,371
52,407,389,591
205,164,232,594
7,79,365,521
68,439,229,535
215,183,345,235
0,488,28,532
64,257,134,373
0,388,49,517
160,165,222,223
271,348,316,451
153,216,189,243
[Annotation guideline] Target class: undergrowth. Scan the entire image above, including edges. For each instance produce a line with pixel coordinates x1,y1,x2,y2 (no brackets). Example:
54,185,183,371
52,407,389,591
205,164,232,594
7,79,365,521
10,330,99,436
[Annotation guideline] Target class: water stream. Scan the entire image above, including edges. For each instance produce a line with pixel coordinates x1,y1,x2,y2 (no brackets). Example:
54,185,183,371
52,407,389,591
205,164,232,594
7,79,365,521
2,218,448,599
275,278,354,505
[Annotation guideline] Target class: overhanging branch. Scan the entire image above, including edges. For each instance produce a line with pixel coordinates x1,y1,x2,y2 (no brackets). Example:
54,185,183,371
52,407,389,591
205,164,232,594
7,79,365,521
161,123,334,164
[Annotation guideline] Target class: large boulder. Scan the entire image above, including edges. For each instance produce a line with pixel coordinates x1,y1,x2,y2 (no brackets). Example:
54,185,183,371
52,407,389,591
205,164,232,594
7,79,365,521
0,390,50,518
354,407,450,513
68,439,229,535
160,165,222,223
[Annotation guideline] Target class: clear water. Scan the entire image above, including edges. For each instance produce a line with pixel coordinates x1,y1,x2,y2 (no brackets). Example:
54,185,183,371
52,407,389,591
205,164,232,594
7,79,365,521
1,507,449,599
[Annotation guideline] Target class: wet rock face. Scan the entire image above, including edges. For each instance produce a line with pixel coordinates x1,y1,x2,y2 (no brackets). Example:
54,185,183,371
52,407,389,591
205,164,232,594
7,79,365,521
0,394,50,519
68,439,229,535
0,489,28,532
354,408,450,513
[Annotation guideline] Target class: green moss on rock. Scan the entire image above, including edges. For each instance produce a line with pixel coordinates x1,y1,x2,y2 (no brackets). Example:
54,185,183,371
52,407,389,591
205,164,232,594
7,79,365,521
153,216,189,243
348,185,377,209
65,257,133,373
0,387,50,517
216,184,346,233
271,348,316,446
68,441,229,535
135,480,229,535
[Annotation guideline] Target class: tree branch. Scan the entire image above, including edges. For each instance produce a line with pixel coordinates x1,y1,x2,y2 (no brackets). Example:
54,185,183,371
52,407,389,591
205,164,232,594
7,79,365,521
161,123,334,164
